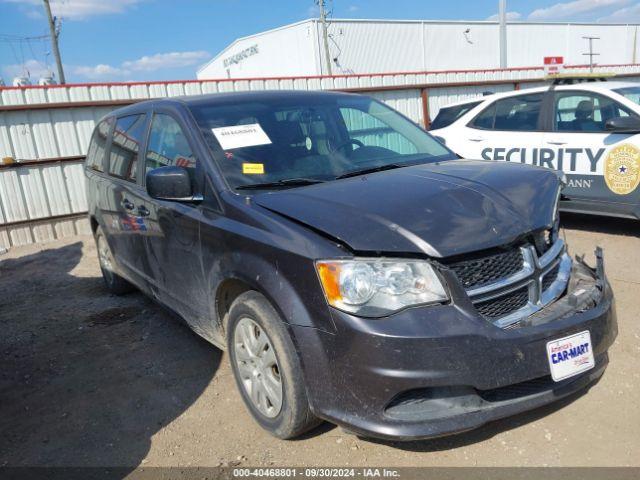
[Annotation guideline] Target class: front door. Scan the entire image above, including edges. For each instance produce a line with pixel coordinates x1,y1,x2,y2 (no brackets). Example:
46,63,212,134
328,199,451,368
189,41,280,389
140,110,208,327
543,89,640,210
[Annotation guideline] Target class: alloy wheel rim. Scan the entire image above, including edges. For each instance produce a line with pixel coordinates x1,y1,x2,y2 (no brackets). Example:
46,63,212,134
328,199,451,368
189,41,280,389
233,317,283,418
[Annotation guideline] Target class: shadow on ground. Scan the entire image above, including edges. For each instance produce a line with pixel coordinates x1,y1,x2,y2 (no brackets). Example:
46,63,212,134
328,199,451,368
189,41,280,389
0,241,220,470
560,212,638,237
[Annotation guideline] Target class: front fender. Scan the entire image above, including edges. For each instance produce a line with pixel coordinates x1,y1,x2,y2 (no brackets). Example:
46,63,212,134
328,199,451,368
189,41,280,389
207,252,337,336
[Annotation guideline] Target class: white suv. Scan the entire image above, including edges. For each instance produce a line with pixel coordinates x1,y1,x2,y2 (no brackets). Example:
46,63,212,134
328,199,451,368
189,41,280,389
430,78,640,219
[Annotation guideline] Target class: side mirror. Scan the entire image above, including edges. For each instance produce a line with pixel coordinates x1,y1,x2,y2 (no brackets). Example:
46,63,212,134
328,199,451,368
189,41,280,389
605,116,640,133
146,166,199,202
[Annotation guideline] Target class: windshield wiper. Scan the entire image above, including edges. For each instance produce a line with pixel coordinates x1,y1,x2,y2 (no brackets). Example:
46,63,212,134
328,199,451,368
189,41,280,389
335,163,406,180
235,178,325,190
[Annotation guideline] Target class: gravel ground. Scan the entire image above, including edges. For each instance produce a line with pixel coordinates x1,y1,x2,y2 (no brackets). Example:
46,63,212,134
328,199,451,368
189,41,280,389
0,213,638,468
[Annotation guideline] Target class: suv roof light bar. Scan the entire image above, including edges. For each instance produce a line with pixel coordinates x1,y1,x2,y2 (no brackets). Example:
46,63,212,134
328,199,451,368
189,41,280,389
546,73,616,85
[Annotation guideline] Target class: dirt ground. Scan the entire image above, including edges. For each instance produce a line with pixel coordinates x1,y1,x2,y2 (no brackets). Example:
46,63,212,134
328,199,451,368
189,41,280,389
1,213,639,468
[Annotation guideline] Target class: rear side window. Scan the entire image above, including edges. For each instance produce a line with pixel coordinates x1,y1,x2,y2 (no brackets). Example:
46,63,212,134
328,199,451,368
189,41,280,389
86,118,112,172
108,114,147,182
470,93,544,131
145,114,196,177
431,101,481,130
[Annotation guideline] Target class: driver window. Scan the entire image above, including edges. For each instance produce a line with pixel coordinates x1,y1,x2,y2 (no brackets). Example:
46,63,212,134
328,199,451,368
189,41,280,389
145,114,197,177
554,92,638,132
339,107,418,154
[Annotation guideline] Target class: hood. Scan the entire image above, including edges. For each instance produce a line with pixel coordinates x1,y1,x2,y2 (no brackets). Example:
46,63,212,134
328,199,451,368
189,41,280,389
254,160,560,258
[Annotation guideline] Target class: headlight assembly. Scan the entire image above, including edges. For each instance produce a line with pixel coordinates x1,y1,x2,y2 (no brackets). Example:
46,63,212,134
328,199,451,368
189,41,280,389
316,259,448,317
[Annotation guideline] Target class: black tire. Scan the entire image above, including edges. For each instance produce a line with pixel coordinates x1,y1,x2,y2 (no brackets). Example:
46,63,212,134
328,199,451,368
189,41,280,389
227,291,321,439
95,226,135,295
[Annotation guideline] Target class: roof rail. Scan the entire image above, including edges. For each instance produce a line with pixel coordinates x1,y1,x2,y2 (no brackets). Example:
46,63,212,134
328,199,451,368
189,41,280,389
546,73,616,85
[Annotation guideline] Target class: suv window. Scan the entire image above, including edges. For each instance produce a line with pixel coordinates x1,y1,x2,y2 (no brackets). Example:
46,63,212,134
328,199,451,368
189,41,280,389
86,118,112,172
339,107,418,154
145,114,196,177
470,93,543,131
431,101,481,130
108,114,147,182
554,91,639,132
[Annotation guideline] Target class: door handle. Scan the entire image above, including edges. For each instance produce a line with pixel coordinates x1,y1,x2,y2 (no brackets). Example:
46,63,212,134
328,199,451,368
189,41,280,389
547,141,567,146
122,199,135,211
469,137,485,142
137,205,150,217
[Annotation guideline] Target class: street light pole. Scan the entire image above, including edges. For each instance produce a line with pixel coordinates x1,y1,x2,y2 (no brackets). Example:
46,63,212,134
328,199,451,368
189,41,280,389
43,0,65,84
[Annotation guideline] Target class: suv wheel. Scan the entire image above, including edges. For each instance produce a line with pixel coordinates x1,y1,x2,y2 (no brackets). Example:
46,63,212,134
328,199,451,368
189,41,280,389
95,226,134,295
227,291,321,439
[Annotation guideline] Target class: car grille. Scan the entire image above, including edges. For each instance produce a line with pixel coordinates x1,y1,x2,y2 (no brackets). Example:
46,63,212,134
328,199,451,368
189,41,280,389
448,248,524,290
542,262,560,292
478,375,572,402
474,286,530,319
445,239,571,328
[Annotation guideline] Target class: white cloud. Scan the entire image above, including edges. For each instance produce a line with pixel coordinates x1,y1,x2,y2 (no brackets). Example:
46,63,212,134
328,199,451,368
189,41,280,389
2,50,211,83
72,64,128,79
2,59,54,81
1,0,144,20
348,5,359,12
486,11,523,21
598,3,640,21
528,0,629,21
122,51,210,72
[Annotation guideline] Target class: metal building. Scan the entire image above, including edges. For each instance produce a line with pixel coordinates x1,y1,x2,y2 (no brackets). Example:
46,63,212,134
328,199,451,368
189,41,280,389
197,18,640,79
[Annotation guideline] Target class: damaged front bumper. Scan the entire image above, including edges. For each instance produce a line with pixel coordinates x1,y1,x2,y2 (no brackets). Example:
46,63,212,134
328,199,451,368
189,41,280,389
291,250,617,441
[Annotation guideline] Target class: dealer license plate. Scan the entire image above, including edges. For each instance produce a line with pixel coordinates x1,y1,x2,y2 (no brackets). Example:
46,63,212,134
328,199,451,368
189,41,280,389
546,330,595,382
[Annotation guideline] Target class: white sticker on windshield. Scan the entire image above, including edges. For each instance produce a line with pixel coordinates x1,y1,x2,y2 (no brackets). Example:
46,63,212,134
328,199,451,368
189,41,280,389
211,123,272,150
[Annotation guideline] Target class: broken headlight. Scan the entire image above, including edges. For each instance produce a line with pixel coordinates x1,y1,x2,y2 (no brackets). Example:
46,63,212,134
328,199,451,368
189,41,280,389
315,259,448,317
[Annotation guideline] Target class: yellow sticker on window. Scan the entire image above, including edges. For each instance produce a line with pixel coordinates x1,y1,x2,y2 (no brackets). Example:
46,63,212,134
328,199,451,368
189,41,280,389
242,163,265,174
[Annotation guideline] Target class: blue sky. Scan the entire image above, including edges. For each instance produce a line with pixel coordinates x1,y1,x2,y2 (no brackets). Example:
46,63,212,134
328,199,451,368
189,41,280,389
2,0,640,84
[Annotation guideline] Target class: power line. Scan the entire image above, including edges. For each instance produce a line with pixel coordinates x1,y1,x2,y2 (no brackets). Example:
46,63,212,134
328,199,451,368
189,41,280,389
0,34,50,42
0,33,52,80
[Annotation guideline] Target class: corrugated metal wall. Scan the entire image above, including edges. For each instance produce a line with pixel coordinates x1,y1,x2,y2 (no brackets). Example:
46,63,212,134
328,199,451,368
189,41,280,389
198,19,640,78
2,64,640,250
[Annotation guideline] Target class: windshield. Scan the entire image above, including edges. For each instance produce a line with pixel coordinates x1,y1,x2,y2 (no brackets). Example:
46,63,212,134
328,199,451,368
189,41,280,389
614,86,640,105
189,94,455,190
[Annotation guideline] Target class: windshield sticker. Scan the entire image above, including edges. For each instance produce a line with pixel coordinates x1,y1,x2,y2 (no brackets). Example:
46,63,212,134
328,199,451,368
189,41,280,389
242,163,265,175
305,136,313,151
604,144,640,195
212,123,272,150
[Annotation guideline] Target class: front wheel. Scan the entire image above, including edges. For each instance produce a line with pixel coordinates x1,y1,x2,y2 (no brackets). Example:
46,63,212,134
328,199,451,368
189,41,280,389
227,291,321,439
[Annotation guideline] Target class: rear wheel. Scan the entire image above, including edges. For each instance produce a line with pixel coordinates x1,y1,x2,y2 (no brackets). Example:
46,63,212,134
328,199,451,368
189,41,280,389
227,291,321,439
95,226,134,295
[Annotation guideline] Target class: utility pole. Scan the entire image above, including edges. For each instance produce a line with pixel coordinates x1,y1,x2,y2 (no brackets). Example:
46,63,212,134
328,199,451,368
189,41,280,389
499,0,507,69
582,36,600,73
317,0,333,76
43,0,65,84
